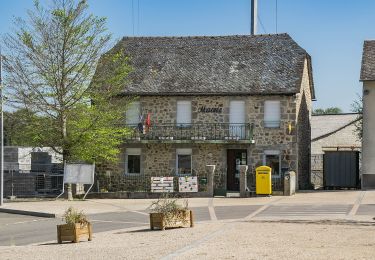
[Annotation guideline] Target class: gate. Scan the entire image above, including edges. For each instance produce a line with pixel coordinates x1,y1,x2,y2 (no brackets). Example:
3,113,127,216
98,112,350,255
323,151,360,188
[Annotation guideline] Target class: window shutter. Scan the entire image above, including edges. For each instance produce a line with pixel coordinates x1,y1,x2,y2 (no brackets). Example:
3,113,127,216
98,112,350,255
126,102,140,125
229,101,245,124
177,101,191,125
264,101,280,127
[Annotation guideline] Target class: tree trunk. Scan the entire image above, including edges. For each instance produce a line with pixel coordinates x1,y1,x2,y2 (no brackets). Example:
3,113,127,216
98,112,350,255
62,114,73,201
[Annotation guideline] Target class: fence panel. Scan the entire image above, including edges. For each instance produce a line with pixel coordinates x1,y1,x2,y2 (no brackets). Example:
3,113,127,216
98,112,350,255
4,163,64,198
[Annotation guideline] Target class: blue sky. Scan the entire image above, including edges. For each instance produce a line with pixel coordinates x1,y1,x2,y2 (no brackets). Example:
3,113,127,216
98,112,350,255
1,0,375,112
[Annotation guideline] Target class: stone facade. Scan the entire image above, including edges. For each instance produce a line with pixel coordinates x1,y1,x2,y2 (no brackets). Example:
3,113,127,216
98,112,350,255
296,59,313,189
109,60,313,191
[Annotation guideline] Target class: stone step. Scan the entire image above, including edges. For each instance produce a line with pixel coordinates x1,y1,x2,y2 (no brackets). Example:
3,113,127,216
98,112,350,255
226,192,240,198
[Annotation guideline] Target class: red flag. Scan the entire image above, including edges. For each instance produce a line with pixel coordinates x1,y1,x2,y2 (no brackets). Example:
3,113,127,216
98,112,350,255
145,113,151,127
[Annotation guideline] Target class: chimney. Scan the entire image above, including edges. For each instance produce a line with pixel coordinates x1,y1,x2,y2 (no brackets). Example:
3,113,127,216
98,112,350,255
251,0,257,35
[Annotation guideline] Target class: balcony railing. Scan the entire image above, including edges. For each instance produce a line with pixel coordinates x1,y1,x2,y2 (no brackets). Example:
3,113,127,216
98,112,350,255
125,123,254,143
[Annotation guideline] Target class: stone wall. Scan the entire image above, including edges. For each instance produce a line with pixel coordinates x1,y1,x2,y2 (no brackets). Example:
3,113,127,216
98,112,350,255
110,79,313,191
296,59,313,189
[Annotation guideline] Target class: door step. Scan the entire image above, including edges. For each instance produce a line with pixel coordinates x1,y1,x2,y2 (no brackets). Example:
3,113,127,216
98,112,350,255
226,192,240,198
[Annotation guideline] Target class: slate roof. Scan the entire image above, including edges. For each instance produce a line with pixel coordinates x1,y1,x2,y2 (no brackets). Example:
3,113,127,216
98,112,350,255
104,33,314,97
360,40,375,81
311,113,360,141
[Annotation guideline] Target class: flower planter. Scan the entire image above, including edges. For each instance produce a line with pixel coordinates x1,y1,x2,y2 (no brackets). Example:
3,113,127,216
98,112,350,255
57,223,92,243
150,210,194,230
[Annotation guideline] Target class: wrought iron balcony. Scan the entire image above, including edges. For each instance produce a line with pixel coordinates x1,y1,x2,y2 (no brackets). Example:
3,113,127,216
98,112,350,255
124,123,254,143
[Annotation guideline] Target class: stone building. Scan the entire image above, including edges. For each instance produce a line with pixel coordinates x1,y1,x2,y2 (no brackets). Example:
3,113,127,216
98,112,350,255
98,34,315,192
311,114,361,188
360,40,375,189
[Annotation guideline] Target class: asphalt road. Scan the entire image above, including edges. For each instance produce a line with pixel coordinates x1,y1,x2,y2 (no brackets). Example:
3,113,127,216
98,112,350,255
0,211,149,246
1,204,375,246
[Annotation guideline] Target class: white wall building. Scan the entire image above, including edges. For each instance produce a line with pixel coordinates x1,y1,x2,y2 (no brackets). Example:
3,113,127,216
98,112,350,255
360,40,375,189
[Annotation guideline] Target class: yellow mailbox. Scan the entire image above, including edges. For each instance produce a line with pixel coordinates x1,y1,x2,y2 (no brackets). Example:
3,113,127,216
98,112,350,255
256,166,272,195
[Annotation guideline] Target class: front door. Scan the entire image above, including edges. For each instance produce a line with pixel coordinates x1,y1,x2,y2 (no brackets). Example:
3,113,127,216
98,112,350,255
227,149,247,191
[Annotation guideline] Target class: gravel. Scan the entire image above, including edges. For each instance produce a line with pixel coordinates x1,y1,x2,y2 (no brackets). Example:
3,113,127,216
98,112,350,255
1,220,375,260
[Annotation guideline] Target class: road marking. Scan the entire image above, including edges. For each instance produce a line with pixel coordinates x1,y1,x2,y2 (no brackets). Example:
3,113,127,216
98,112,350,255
208,198,217,221
130,210,149,216
91,220,148,225
256,204,351,218
348,191,366,216
161,223,232,260
243,197,285,220
244,204,271,220
1,218,55,227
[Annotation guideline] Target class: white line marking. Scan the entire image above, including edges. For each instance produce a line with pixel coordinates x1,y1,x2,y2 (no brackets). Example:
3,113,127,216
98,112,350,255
91,220,148,225
348,191,366,216
161,223,232,260
208,198,217,221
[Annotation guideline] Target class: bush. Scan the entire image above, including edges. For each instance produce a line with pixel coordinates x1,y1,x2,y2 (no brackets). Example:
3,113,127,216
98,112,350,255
63,207,89,227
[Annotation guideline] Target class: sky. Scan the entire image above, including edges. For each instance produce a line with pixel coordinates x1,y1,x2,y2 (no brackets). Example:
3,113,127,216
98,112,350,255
1,0,375,112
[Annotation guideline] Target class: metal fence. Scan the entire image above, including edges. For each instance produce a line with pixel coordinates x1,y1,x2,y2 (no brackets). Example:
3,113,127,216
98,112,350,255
246,169,284,192
3,162,284,198
125,123,254,142
94,168,210,193
4,163,64,198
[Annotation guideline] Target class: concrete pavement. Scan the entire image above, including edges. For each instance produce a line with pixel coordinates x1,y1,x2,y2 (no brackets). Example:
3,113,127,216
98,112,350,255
2,190,373,216
0,190,375,247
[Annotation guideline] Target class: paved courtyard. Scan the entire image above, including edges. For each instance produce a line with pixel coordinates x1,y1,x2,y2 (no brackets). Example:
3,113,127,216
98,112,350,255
0,190,375,259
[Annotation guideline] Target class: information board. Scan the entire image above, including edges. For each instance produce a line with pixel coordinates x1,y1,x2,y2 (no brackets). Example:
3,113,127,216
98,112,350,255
64,164,95,184
179,176,198,192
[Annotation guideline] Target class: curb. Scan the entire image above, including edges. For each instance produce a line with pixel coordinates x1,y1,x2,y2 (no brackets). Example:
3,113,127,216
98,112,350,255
0,208,56,218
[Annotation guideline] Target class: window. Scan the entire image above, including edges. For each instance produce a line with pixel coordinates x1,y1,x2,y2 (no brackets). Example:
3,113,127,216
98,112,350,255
229,100,246,138
177,101,191,127
126,148,141,174
176,149,192,175
264,100,280,128
263,150,281,176
126,101,141,125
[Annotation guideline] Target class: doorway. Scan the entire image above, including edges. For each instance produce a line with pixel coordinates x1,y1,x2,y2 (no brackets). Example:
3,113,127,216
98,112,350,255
227,149,247,191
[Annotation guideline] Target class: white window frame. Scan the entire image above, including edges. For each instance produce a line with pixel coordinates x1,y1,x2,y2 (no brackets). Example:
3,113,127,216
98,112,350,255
176,101,192,127
263,150,281,177
176,148,192,175
264,100,281,128
126,148,141,175
126,101,141,126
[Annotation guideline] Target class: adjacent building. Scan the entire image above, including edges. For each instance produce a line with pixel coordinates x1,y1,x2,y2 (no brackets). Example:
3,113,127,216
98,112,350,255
98,33,315,192
311,113,361,188
360,40,375,189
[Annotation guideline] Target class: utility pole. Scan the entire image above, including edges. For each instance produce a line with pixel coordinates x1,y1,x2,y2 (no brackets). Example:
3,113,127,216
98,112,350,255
0,46,4,206
251,0,258,35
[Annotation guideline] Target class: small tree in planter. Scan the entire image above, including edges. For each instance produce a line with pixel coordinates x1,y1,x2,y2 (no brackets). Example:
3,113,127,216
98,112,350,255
149,195,194,230
57,207,92,243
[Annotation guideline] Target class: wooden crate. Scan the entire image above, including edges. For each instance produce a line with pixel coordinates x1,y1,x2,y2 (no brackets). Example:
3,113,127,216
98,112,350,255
57,223,92,243
150,210,194,230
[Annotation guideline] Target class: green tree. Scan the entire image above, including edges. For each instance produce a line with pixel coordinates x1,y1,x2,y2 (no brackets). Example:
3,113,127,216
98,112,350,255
4,109,40,146
313,107,343,115
2,0,132,199
351,95,363,141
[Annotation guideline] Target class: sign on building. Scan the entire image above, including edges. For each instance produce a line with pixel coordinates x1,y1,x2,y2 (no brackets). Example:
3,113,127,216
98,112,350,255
179,176,198,192
151,177,174,192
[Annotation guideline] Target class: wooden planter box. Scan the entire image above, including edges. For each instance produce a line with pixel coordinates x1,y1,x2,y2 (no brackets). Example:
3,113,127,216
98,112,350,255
150,210,194,230
57,223,92,243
